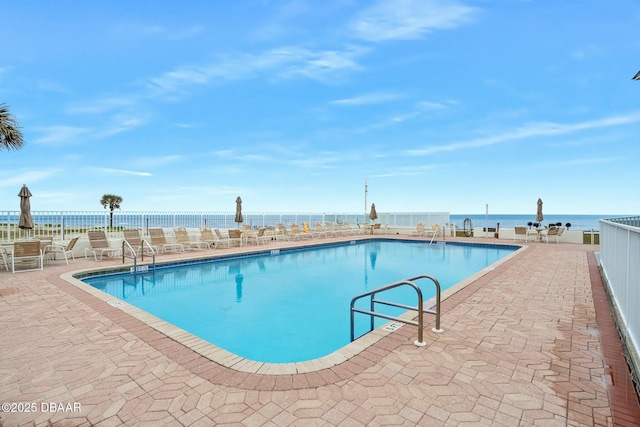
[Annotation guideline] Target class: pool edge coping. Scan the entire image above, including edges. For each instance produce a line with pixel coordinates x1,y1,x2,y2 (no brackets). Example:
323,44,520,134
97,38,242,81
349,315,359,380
60,238,528,376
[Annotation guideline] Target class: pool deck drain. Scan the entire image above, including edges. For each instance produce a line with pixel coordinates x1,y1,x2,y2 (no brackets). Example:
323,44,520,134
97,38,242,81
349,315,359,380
1,234,639,426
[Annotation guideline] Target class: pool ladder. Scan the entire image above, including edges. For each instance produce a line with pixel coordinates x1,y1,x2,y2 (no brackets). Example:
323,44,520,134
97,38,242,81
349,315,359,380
122,239,156,272
350,274,443,346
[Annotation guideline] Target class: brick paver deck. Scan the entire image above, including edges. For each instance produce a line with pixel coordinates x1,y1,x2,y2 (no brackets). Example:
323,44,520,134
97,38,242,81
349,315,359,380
1,236,639,426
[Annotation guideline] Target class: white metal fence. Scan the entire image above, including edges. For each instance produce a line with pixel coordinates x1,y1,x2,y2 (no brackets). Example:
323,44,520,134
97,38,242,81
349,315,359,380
599,217,640,390
0,210,450,242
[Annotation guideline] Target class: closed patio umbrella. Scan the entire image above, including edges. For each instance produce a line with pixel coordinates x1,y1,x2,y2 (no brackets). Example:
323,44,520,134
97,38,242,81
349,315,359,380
536,198,544,226
369,203,378,222
18,184,34,238
235,196,243,224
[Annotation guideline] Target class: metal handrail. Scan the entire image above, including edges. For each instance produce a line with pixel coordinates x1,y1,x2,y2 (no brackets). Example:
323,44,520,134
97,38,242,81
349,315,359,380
429,226,441,245
350,274,442,347
122,240,137,271
140,239,156,264
122,239,156,272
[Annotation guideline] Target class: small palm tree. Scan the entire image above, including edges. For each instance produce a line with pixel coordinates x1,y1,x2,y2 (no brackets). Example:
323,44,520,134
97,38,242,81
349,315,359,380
0,103,25,151
100,194,123,228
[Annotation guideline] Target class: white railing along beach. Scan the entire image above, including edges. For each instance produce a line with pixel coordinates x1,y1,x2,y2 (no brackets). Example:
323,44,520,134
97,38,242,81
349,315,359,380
599,217,640,393
0,210,450,242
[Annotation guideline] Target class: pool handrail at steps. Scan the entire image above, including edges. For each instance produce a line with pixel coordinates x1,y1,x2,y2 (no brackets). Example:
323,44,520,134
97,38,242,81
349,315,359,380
121,239,156,272
350,274,443,347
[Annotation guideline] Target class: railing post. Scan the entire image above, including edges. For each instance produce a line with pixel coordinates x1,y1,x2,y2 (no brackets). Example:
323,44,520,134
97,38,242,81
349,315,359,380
369,294,375,333
415,294,425,346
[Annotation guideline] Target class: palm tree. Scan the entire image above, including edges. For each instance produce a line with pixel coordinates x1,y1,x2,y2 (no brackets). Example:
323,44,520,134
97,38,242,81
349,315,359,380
0,103,25,151
100,194,123,228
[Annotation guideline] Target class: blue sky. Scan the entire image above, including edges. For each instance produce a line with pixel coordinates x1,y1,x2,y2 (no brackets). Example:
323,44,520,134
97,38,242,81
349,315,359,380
1,0,639,215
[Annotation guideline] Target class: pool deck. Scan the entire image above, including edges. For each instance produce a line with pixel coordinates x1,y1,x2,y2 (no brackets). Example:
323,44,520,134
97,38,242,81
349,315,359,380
1,235,639,426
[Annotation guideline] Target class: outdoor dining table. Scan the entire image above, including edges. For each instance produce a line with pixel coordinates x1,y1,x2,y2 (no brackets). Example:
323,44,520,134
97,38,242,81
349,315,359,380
531,228,546,242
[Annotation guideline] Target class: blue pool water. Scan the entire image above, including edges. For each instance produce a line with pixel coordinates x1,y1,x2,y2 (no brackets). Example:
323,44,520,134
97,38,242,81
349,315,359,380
82,240,518,363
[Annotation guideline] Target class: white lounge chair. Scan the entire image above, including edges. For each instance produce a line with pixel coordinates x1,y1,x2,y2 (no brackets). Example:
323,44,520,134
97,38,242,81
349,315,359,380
199,227,219,248
214,229,233,248
245,227,270,245
43,236,79,265
85,230,121,261
149,228,184,253
174,227,209,250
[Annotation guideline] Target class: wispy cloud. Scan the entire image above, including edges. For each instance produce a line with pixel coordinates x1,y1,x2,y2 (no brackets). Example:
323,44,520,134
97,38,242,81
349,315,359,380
406,112,640,156
417,100,455,111
135,155,184,169
91,167,152,177
277,46,367,82
146,46,367,96
33,126,92,145
98,115,147,137
534,156,624,169
350,0,477,42
67,96,138,115
112,22,203,41
370,164,440,178
0,169,61,188
331,92,404,106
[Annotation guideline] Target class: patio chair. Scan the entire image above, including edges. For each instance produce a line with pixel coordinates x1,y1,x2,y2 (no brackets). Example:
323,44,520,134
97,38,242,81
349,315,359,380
1,246,11,271
290,223,311,239
541,226,564,244
12,240,43,273
342,221,363,235
514,226,529,242
301,221,320,238
265,226,277,240
372,223,382,235
149,228,184,253
199,227,219,248
424,224,440,238
174,227,209,250
324,222,343,236
85,230,121,261
412,223,426,236
123,229,155,257
245,227,270,245
275,224,292,241
43,236,79,265
314,223,330,238
214,229,233,248
227,229,243,246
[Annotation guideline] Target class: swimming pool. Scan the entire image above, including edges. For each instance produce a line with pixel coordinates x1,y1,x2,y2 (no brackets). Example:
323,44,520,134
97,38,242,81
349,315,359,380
81,239,518,363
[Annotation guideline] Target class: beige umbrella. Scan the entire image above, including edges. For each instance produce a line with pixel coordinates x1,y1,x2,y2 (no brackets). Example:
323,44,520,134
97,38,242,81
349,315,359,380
234,196,243,224
18,184,34,237
369,203,378,222
536,198,544,226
